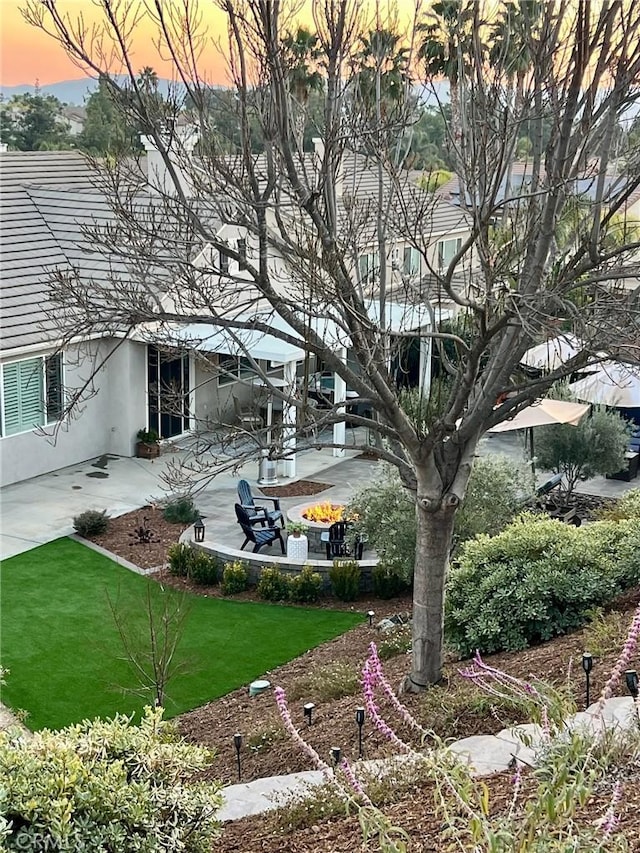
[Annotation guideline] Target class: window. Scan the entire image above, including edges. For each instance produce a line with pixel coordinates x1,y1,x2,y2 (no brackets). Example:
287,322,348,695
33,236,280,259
219,249,230,274
1,353,63,436
358,252,379,285
217,354,254,385
437,237,462,270
237,238,247,271
403,247,420,277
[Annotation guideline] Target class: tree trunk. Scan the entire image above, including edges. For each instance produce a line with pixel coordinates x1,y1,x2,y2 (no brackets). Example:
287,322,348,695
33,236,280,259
404,478,458,691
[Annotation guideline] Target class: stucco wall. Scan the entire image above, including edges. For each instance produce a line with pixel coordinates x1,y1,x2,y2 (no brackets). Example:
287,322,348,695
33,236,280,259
0,338,147,487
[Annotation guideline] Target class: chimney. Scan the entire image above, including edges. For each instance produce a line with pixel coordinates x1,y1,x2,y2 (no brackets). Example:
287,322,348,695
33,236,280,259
140,122,198,196
312,136,343,198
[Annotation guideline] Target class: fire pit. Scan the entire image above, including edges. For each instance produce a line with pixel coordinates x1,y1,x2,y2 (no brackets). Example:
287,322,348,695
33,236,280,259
287,501,346,553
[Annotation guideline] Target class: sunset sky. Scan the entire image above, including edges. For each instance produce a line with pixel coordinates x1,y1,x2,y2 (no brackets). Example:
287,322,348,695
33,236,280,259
1,0,232,87
1,0,420,89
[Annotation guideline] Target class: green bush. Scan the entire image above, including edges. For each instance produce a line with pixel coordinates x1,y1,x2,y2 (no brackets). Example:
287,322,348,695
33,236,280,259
597,488,640,521
290,565,322,603
445,514,620,656
167,542,192,577
0,706,221,851
329,560,361,601
256,566,292,601
73,509,110,537
372,563,410,599
221,560,249,595
347,456,531,579
189,551,220,585
163,496,200,524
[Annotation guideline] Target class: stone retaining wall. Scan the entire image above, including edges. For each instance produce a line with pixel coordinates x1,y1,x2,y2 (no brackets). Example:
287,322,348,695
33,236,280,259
181,529,378,592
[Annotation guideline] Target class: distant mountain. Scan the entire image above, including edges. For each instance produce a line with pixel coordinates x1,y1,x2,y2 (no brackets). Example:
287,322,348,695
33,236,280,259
0,77,181,106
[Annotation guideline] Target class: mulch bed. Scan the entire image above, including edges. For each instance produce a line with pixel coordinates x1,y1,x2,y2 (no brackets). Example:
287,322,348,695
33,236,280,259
80,502,640,852
85,506,189,571
258,480,332,498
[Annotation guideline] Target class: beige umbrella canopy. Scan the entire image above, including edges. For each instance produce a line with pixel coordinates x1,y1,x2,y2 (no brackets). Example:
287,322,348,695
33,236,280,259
488,398,590,433
488,398,591,470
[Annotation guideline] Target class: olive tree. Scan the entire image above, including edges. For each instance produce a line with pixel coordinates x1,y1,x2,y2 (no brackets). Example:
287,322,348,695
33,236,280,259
25,0,640,688
535,406,631,498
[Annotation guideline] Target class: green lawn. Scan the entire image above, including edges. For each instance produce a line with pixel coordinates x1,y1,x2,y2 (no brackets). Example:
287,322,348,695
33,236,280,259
0,538,362,731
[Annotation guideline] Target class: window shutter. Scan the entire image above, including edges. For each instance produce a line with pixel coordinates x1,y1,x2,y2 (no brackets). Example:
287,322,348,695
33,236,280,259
2,358,44,435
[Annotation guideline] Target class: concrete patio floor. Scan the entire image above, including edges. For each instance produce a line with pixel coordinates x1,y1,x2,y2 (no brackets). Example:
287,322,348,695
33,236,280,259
1,428,637,561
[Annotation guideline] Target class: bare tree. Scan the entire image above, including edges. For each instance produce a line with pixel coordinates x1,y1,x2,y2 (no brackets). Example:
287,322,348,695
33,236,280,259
107,581,192,709
25,0,640,688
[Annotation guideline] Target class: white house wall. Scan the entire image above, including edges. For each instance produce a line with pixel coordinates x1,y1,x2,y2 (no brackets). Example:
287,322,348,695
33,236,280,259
0,338,147,487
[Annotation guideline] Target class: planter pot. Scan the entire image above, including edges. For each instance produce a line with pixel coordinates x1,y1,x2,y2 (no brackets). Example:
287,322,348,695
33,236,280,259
287,533,308,561
136,441,161,459
258,456,278,486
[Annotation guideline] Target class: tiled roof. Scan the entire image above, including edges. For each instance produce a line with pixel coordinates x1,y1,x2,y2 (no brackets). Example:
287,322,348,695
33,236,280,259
0,151,97,352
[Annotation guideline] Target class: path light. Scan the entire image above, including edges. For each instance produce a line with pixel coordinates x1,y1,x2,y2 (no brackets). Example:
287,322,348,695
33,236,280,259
233,732,243,781
368,610,375,628
194,517,205,543
356,707,365,759
625,670,639,700
582,652,593,708
331,746,341,767
303,702,315,726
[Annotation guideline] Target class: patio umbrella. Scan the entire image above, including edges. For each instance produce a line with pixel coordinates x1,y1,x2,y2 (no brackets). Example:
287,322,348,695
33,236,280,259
520,334,584,372
568,361,640,407
488,398,590,465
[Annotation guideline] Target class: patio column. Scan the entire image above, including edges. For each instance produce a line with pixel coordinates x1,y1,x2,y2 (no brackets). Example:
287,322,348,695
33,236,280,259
333,348,347,457
281,359,297,478
419,330,432,398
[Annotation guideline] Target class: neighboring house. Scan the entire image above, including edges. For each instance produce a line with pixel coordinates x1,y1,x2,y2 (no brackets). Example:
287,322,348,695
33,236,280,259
61,106,87,137
0,143,476,488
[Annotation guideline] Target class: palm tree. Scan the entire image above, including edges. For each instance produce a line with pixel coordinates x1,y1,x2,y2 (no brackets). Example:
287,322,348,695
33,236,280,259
281,28,323,152
137,66,159,95
417,1,477,206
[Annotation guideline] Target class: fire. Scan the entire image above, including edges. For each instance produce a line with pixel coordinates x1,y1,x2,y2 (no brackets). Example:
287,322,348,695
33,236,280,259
302,502,344,524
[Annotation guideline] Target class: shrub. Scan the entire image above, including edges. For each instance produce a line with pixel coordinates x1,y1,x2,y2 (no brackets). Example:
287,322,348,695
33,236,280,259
0,706,222,852
378,624,413,660
289,661,360,701
329,560,361,601
257,566,292,601
347,456,531,578
73,509,109,537
167,542,191,577
372,563,410,599
290,565,322,603
221,560,249,595
189,551,220,585
162,495,200,524
596,488,640,521
445,514,620,656
453,454,533,547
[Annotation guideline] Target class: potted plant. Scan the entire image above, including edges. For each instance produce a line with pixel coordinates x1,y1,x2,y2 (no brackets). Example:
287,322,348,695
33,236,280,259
136,427,161,459
286,521,309,561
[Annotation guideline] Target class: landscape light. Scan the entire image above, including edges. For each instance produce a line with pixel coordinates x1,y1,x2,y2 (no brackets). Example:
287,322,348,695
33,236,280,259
356,707,365,759
368,610,375,628
625,670,639,700
303,702,315,726
233,732,243,781
331,746,341,767
582,652,593,708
